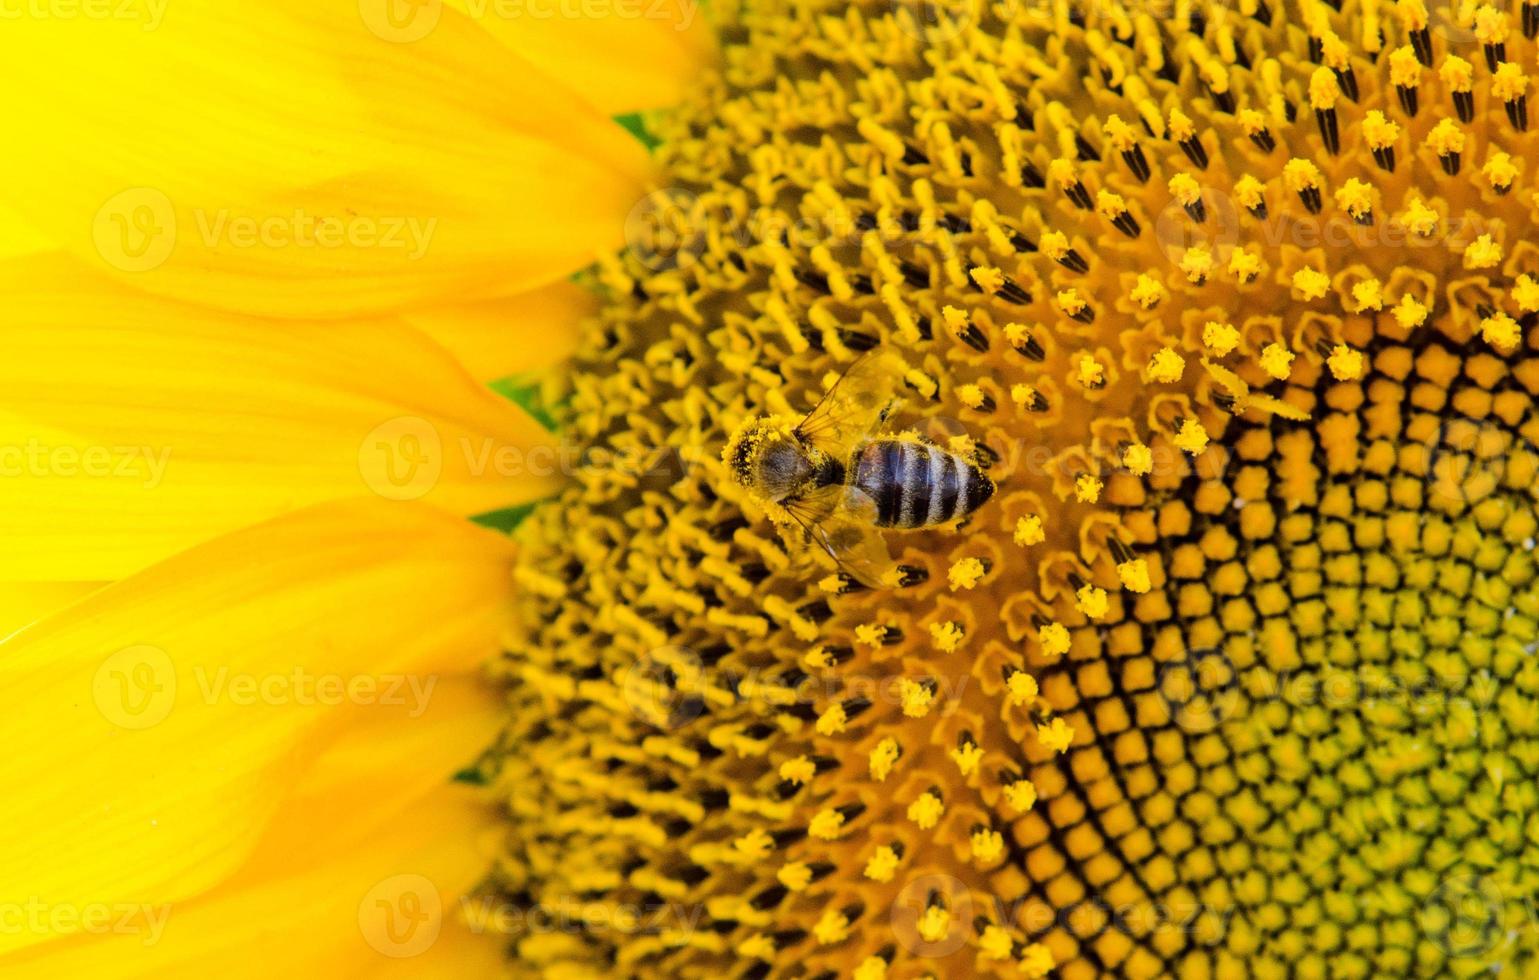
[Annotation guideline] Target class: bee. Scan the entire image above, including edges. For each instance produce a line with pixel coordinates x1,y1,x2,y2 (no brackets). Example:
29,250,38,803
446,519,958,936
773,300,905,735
723,351,995,586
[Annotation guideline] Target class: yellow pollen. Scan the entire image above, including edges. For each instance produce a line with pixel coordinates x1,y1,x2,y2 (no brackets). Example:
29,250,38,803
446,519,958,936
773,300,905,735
864,845,901,883
735,828,774,861
1055,288,1087,317
1259,343,1295,380
1038,621,1071,658
1292,267,1331,300
971,828,1005,864
808,808,845,840
1203,320,1240,356
1148,347,1185,382
1484,151,1518,191
1021,944,1056,978
1334,179,1373,220
1175,418,1210,454
869,737,900,781
917,904,951,943
1426,118,1465,156
1009,383,1038,410
1037,717,1075,753
1095,189,1129,220
950,741,983,776
957,384,987,410
852,956,887,980
1179,245,1214,283
1075,584,1109,618
1398,197,1438,236
1074,473,1102,503
1350,278,1384,312
779,755,816,785
1464,234,1503,270
1389,46,1421,87
1361,110,1400,149
815,703,847,736
1482,312,1522,352
1167,172,1201,206
968,265,1004,294
737,935,775,961
1228,248,1262,283
813,909,849,946
947,557,986,591
1073,352,1104,389
1037,231,1069,261
1283,158,1322,193
1392,293,1427,329
928,620,964,653
1130,273,1164,309
1327,344,1366,380
898,678,935,718
1005,670,1039,706
777,862,813,893
1493,62,1529,103
853,623,888,647
1123,442,1154,475
1118,558,1153,593
1512,274,1539,312
907,791,944,830
803,645,835,671
1013,515,1045,547
1234,174,1265,210
1003,779,1038,811
1440,54,1474,92
980,925,1014,960
1308,66,1340,109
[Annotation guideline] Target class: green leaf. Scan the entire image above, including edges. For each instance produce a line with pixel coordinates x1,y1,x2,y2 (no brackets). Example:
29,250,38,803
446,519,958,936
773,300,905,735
471,502,541,534
488,375,559,432
614,112,661,152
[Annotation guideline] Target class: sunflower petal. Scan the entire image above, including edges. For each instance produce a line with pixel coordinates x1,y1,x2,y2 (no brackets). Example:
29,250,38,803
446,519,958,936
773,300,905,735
0,583,104,641
0,255,564,581
0,497,515,959
0,0,651,318
403,279,594,381
447,0,716,114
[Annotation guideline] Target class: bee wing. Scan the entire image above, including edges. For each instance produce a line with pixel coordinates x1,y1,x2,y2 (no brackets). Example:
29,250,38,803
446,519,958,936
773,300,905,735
795,351,905,453
786,486,893,588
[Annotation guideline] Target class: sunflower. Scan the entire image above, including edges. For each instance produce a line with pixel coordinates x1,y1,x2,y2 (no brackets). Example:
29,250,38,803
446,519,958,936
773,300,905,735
0,1,709,975
498,0,1539,978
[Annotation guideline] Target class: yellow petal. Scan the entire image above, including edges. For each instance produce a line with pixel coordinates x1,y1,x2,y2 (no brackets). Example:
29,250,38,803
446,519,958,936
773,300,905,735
0,1,651,318
0,498,514,959
3,790,502,978
404,279,594,381
0,583,104,641
4,677,505,977
447,0,716,114
0,254,563,581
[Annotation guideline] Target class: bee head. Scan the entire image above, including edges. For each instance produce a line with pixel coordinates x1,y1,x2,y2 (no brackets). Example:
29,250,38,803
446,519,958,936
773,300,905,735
722,416,813,503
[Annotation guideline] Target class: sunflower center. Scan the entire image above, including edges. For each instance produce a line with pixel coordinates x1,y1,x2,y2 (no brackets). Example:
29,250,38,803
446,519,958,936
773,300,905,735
497,0,1539,976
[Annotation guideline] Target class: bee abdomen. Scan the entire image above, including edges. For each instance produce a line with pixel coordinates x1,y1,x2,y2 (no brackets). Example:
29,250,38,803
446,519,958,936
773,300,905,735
856,439,994,529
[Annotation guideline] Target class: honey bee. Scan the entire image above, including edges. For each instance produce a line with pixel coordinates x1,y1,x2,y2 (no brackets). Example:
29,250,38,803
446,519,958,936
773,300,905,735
723,351,995,586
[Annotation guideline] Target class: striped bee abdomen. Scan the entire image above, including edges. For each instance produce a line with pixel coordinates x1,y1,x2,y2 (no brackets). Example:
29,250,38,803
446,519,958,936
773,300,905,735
853,439,994,528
